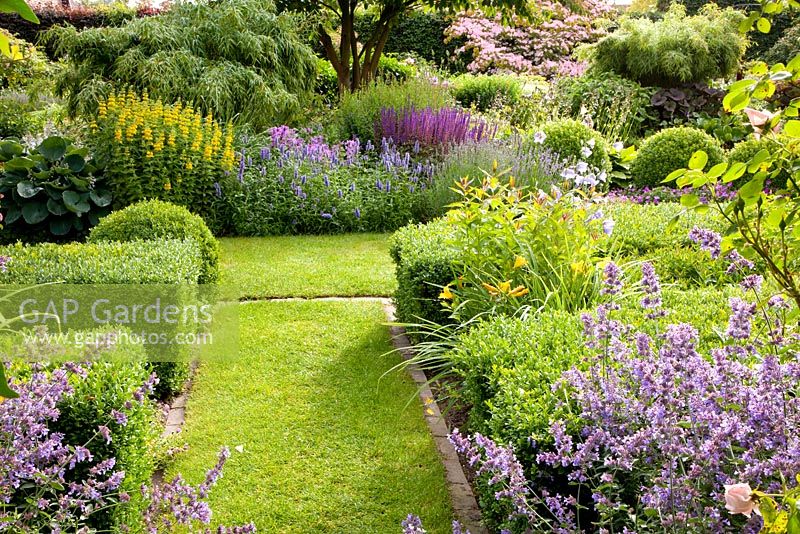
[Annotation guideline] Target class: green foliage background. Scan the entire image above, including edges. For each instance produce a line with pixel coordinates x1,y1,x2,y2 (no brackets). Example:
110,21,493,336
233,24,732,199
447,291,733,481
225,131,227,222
44,0,317,129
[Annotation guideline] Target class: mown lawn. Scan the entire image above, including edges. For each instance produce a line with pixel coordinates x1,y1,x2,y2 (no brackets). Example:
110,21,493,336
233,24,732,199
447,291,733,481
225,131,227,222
168,300,452,533
220,234,397,299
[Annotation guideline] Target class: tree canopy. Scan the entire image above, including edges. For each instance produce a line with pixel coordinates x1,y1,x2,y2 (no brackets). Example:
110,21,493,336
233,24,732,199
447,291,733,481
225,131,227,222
279,0,531,93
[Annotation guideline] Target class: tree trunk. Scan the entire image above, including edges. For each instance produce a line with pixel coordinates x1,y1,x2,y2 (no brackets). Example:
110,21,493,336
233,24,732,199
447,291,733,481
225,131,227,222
318,1,404,94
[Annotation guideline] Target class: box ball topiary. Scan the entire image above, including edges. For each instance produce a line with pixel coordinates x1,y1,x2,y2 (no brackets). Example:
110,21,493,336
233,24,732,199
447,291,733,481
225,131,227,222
88,200,220,284
728,136,792,189
630,126,725,188
537,119,611,172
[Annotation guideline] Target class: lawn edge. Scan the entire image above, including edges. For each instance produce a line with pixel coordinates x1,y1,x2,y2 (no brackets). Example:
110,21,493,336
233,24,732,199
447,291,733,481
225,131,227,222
382,301,488,534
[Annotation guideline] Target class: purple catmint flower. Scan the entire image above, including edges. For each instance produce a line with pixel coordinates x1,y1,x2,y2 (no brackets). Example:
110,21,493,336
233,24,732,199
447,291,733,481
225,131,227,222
602,218,615,236
640,262,663,313
320,212,333,220
727,297,756,340
0,256,9,272
111,410,128,426
689,227,722,259
601,261,623,296
98,425,112,444
725,250,755,274
353,208,361,219
740,274,763,292
214,182,222,198
401,514,426,534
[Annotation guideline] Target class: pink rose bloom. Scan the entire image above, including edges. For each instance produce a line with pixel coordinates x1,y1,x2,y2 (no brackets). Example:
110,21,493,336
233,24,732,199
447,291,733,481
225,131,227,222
724,483,759,518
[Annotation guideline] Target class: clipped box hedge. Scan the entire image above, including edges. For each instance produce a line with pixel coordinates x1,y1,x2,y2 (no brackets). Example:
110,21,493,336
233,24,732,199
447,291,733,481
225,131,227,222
604,201,728,257
451,286,737,453
389,219,459,327
0,238,203,397
0,238,203,284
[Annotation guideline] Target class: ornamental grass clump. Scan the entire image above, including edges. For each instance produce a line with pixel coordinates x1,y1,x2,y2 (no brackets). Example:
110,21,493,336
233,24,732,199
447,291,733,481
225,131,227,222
87,90,235,222
377,106,496,154
586,4,746,87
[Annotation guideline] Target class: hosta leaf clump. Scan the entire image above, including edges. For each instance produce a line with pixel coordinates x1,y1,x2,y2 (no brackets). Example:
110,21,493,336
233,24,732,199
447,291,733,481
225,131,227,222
0,136,111,241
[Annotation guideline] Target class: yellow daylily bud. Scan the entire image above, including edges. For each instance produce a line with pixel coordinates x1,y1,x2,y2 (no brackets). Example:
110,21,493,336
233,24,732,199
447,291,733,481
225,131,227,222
438,286,454,300
509,285,529,298
513,256,527,269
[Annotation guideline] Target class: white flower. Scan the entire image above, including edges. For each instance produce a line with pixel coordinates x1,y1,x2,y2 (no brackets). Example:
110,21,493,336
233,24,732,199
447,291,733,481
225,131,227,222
602,218,615,235
597,171,608,182
533,132,547,144
613,141,624,151
576,162,589,173
581,146,593,158
561,168,576,180
587,138,596,148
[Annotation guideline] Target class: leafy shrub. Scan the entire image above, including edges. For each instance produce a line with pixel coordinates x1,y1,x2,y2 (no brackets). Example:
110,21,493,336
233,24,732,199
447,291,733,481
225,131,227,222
0,2,152,53
446,0,609,76
648,84,725,125
586,5,746,87
389,219,459,327
537,119,611,172
678,0,799,60
354,11,463,70
0,136,111,241
0,239,203,284
44,0,316,129
53,357,157,530
443,177,610,321
0,97,33,138
315,55,417,104
88,200,219,284
728,136,791,189
377,106,495,153
332,78,452,143
451,74,523,112
605,200,727,256
0,30,52,97
225,127,439,235
450,310,584,456
630,126,724,187
550,72,654,143
641,245,736,287
763,20,800,63
87,90,234,226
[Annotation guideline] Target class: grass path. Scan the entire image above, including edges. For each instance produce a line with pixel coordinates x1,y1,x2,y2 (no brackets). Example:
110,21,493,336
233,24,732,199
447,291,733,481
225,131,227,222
220,234,397,299
168,296,452,532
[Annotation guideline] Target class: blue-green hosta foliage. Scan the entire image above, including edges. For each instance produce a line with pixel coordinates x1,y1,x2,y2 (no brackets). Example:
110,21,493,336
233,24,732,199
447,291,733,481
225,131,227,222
44,0,316,129
585,4,747,87
0,136,111,242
